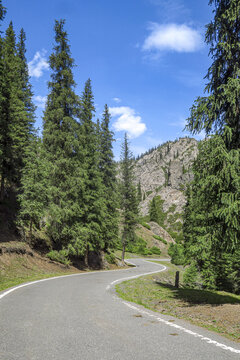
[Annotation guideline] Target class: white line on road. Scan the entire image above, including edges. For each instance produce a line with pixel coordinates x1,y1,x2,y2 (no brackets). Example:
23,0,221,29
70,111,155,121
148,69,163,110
110,260,240,356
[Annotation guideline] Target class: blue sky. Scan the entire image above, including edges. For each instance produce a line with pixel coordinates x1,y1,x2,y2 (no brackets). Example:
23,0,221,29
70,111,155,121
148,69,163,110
4,0,212,158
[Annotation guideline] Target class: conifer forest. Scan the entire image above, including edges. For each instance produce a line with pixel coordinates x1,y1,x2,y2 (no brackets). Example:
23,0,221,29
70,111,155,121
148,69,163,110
0,0,239,295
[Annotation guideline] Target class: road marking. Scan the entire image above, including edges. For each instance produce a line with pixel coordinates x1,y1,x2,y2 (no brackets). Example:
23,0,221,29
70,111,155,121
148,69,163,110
122,302,240,354
110,260,240,356
0,266,133,301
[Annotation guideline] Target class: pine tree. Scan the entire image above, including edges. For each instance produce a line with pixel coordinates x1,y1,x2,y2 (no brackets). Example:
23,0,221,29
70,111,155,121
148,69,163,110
183,136,240,291
137,181,142,203
0,22,31,199
78,79,107,266
120,133,138,262
99,104,118,250
0,0,6,178
149,195,165,227
18,136,49,239
186,0,240,149
17,29,35,137
43,19,82,250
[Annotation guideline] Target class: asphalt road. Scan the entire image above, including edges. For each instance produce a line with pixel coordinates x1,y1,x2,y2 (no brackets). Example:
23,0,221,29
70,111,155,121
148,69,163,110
0,258,239,360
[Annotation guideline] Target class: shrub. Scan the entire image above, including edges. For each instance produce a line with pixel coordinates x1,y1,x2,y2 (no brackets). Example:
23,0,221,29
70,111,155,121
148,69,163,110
153,235,167,245
46,249,70,265
168,243,185,265
150,246,161,255
142,222,151,230
105,253,116,264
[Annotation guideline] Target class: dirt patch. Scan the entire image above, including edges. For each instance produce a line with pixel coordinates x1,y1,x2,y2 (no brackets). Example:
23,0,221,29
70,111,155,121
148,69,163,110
153,297,240,341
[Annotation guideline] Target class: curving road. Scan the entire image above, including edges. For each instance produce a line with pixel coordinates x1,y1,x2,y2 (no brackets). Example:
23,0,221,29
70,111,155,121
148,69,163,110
0,259,239,360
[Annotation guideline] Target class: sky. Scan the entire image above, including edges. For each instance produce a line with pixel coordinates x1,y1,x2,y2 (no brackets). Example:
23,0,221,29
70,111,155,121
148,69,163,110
4,0,213,158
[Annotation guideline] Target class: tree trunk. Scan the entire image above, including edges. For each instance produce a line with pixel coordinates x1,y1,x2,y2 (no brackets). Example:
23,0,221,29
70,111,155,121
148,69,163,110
121,235,126,265
84,244,89,268
0,174,5,202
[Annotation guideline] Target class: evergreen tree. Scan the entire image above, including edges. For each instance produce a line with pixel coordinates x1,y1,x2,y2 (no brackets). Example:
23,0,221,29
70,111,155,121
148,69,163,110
0,0,6,177
43,19,82,251
137,181,142,203
149,195,165,227
77,79,106,266
183,136,240,291
99,104,118,250
120,133,138,262
17,29,35,137
186,0,240,149
0,22,31,199
18,136,49,239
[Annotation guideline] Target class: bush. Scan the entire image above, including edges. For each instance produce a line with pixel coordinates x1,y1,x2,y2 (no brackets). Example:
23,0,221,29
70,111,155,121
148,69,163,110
142,222,151,230
168,243,185,265
150,246,161,255
183,263,200,288
153,235,167,245
105,252,116,264
46,249,70,265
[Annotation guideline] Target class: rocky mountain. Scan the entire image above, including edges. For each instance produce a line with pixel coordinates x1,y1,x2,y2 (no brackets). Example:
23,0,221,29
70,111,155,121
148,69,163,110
134,137,198,220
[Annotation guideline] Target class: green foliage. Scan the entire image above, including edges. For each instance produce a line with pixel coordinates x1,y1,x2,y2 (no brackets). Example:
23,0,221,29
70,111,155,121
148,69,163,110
183,263,201,289
99,104,119,249
183,136,240,293
149,195,166,227
120,134,138,261
46,250,70,266
167,204,177,213
18,137,49,235
141,222,151,230
42,20,83,251
137,181,142,203
105,252,116,264
186,0,240,149
168,243,185,265
153,235,167,245
0,22,34,199
146,190,152,196
150,246,161,255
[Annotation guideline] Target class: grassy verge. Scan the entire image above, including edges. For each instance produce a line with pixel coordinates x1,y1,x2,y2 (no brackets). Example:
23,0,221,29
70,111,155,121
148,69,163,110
113,250,165,260
116,260,240,342
0,247,81,292
0,271,79,292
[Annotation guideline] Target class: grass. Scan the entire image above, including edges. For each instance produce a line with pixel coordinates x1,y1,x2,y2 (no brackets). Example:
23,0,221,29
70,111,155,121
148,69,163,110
0,270,77,292
0,248,81,292
116,260,240,342
113,249,163,260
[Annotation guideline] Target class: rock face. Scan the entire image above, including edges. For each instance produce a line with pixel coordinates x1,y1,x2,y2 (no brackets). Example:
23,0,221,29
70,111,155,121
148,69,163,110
148,221,175,244
134,137,198,217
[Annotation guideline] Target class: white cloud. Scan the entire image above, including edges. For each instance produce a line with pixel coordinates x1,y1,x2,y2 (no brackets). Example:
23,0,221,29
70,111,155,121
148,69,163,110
28,50,49,78
109,106,147,138
142,23,203,53
113,97,122,103
34,95,47,109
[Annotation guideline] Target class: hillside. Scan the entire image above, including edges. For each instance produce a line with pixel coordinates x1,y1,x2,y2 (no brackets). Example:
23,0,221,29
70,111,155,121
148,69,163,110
134,137,198,223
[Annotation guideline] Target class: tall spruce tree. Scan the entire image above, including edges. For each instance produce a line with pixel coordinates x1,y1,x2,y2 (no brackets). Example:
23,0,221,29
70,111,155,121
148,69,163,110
43,20,82,250
99,104,118,250
0,0,6,181
120,133,138,262
0,22,31,199
17,29,35,137
18,136,49,239
183,136,240,291
137,181,142,203
78,79,106,266
186,0,240,149
183,0,240,293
